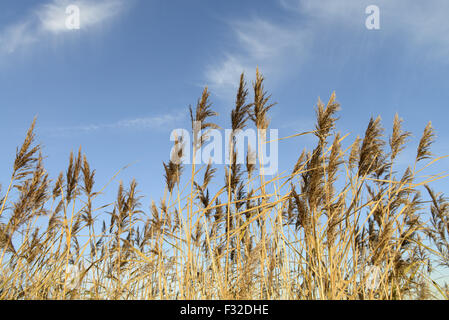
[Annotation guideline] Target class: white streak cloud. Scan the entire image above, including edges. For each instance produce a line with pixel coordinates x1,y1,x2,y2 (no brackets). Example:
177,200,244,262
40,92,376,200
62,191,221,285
47,112,184,136
206,0,449,95
283,0,449,60
205,17,310,96
0,0,128,54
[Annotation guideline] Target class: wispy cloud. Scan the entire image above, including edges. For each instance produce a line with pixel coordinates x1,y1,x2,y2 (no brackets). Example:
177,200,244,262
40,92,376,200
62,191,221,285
206,0,449,95
46,112,185,136
114,114,183,129
0,0,128,54
0,21,38,54
282,0,449,60
279,0,363,21
205,16,310,97
205,55,250,94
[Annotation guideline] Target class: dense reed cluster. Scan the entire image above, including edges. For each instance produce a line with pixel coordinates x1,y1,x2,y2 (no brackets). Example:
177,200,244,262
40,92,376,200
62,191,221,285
1,69,448,300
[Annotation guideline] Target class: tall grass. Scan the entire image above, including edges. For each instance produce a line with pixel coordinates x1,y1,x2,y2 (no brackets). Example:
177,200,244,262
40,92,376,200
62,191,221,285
1,70,449,300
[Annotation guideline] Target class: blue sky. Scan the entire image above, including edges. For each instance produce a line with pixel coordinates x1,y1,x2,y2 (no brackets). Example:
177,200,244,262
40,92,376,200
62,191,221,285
1,0,449,207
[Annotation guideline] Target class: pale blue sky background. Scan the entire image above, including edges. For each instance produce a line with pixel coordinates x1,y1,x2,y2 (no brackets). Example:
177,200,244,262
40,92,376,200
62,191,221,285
1,0,449,217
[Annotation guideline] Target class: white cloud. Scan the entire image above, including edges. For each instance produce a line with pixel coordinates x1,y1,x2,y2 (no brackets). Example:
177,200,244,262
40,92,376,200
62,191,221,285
37,0,126,33
205,54,251,94
47,112,185,136
393,1,449,59
0,0,128,54
206,0,449,95
205,17,310,96
280,0,362,21
115,114,182,129
0,21,38,54
285,0,449,60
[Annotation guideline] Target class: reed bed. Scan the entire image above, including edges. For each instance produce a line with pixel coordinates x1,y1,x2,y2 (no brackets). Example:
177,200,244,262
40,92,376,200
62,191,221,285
1,69,448,300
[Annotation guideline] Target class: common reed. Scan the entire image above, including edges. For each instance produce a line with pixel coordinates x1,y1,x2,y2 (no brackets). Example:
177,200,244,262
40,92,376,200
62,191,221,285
0,70,448,300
